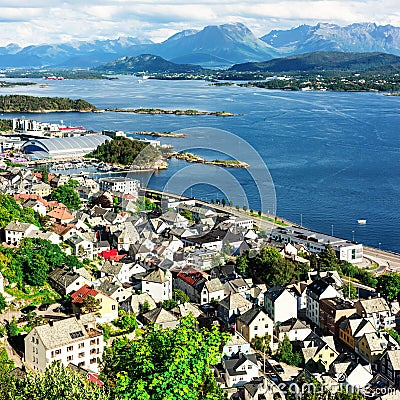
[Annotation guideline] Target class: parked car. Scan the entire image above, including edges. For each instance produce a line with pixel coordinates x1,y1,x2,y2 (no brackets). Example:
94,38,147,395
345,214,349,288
20,305,36,314
38,304,50,311
274,364,284,374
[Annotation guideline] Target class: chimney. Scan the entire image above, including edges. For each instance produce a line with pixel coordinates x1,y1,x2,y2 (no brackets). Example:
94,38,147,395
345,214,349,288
49,320,54,327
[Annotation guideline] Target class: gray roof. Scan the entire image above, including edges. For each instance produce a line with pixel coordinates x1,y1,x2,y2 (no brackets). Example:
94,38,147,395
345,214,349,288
237,307,269,326
143,268,170,283
223,353,258,376
27,316,99,350
219,293,252,311
5,221,36,232
143,307,177,324
48,267,82,287
22,135,110,155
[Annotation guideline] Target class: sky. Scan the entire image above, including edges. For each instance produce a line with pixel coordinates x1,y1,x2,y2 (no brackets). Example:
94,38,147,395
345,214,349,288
1,0,400,46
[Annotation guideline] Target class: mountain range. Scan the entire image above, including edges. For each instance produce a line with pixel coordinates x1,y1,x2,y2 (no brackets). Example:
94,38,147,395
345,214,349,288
3,22,400,68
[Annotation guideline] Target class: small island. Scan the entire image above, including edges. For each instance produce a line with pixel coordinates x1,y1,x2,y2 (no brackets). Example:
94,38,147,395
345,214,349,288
134,130,188,138
0,81,36,88
0,95,98,113
106,107,234,116
171,151,249,168
86,136,168,170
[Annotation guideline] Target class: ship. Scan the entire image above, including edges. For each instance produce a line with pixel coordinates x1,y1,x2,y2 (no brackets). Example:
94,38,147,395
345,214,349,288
357,219,367,225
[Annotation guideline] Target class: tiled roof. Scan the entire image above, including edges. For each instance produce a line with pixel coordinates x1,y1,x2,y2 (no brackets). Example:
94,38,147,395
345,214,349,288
28,316,98,350
71,284,99,304
48,207,74,221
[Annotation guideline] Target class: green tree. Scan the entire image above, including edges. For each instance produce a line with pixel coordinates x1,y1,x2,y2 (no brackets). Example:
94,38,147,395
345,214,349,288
114,310,138,331
0,347,17,400
343,281,357,299
251,334,271,353
235,253,249,274
101,315,229,400
0,292,7,313
140,300,151,314
49,182,81,210
136,197,156,212
0,193,40,229
276,334,302,367
318,243,340,271
221,198,226,207
13,238,82,287
41,166,49,184
173,289,190,304
15,361,109,400
162,299,178,310
81,295,101,314
7,316,20,337
377,273,400,301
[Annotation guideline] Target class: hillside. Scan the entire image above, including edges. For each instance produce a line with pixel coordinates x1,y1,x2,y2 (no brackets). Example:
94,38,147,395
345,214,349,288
99,54,203,73
229,51,400,73
0,95,98,112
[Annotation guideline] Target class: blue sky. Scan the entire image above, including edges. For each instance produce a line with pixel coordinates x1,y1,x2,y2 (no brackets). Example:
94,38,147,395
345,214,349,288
1,0,399,46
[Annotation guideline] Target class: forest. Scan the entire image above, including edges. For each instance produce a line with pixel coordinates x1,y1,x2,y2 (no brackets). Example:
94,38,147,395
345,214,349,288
0,95,98,112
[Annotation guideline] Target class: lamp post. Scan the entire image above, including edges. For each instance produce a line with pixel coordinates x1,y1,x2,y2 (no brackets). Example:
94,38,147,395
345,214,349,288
352,230,355,242
379,242,381,251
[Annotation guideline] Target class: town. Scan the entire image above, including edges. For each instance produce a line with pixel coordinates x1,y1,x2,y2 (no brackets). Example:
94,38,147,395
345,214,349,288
0,120,400,400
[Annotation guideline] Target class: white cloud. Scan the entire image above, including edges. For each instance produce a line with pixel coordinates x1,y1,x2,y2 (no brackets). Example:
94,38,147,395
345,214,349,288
0,0,400,46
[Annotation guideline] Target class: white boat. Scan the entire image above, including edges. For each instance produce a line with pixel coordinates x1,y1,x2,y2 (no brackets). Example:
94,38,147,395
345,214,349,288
357,219,367,225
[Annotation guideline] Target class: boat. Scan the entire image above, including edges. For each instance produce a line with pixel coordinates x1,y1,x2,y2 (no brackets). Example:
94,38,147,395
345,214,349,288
357,219,367,225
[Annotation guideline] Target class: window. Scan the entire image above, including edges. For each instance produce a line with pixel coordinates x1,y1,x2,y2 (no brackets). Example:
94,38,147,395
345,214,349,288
254,326,258,331
112,305,116,310
78,352,85,358
67,355,73,362
78,343,85,349
90,339,96,345
90,358,97,364
67,346,73,352
55,349,61,355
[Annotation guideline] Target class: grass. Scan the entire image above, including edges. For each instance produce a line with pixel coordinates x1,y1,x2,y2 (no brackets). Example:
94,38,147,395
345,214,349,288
5,284,61,306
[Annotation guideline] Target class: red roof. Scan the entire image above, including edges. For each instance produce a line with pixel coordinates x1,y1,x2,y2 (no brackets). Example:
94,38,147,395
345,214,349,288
71,284,99,304
177,267,208,287
88,373,104,387
98,249,118,259
109,254,126,262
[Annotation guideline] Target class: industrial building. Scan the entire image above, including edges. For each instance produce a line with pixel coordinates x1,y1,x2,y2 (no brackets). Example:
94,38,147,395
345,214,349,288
21,135,110,160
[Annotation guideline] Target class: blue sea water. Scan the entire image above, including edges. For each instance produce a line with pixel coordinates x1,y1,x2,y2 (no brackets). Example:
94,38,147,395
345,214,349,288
1,76,400,252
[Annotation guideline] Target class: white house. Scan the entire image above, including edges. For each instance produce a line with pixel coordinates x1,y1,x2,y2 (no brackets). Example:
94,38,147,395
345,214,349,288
223,353,259,387
141,268,172,303
264,286,297,324
222,332,251,358
4,221,40,246
24,315,104,373
67,234,94,260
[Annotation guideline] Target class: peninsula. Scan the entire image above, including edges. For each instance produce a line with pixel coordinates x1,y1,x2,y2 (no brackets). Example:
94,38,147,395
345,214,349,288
171,151,249,168
0,95,98,113
106,107,234,116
